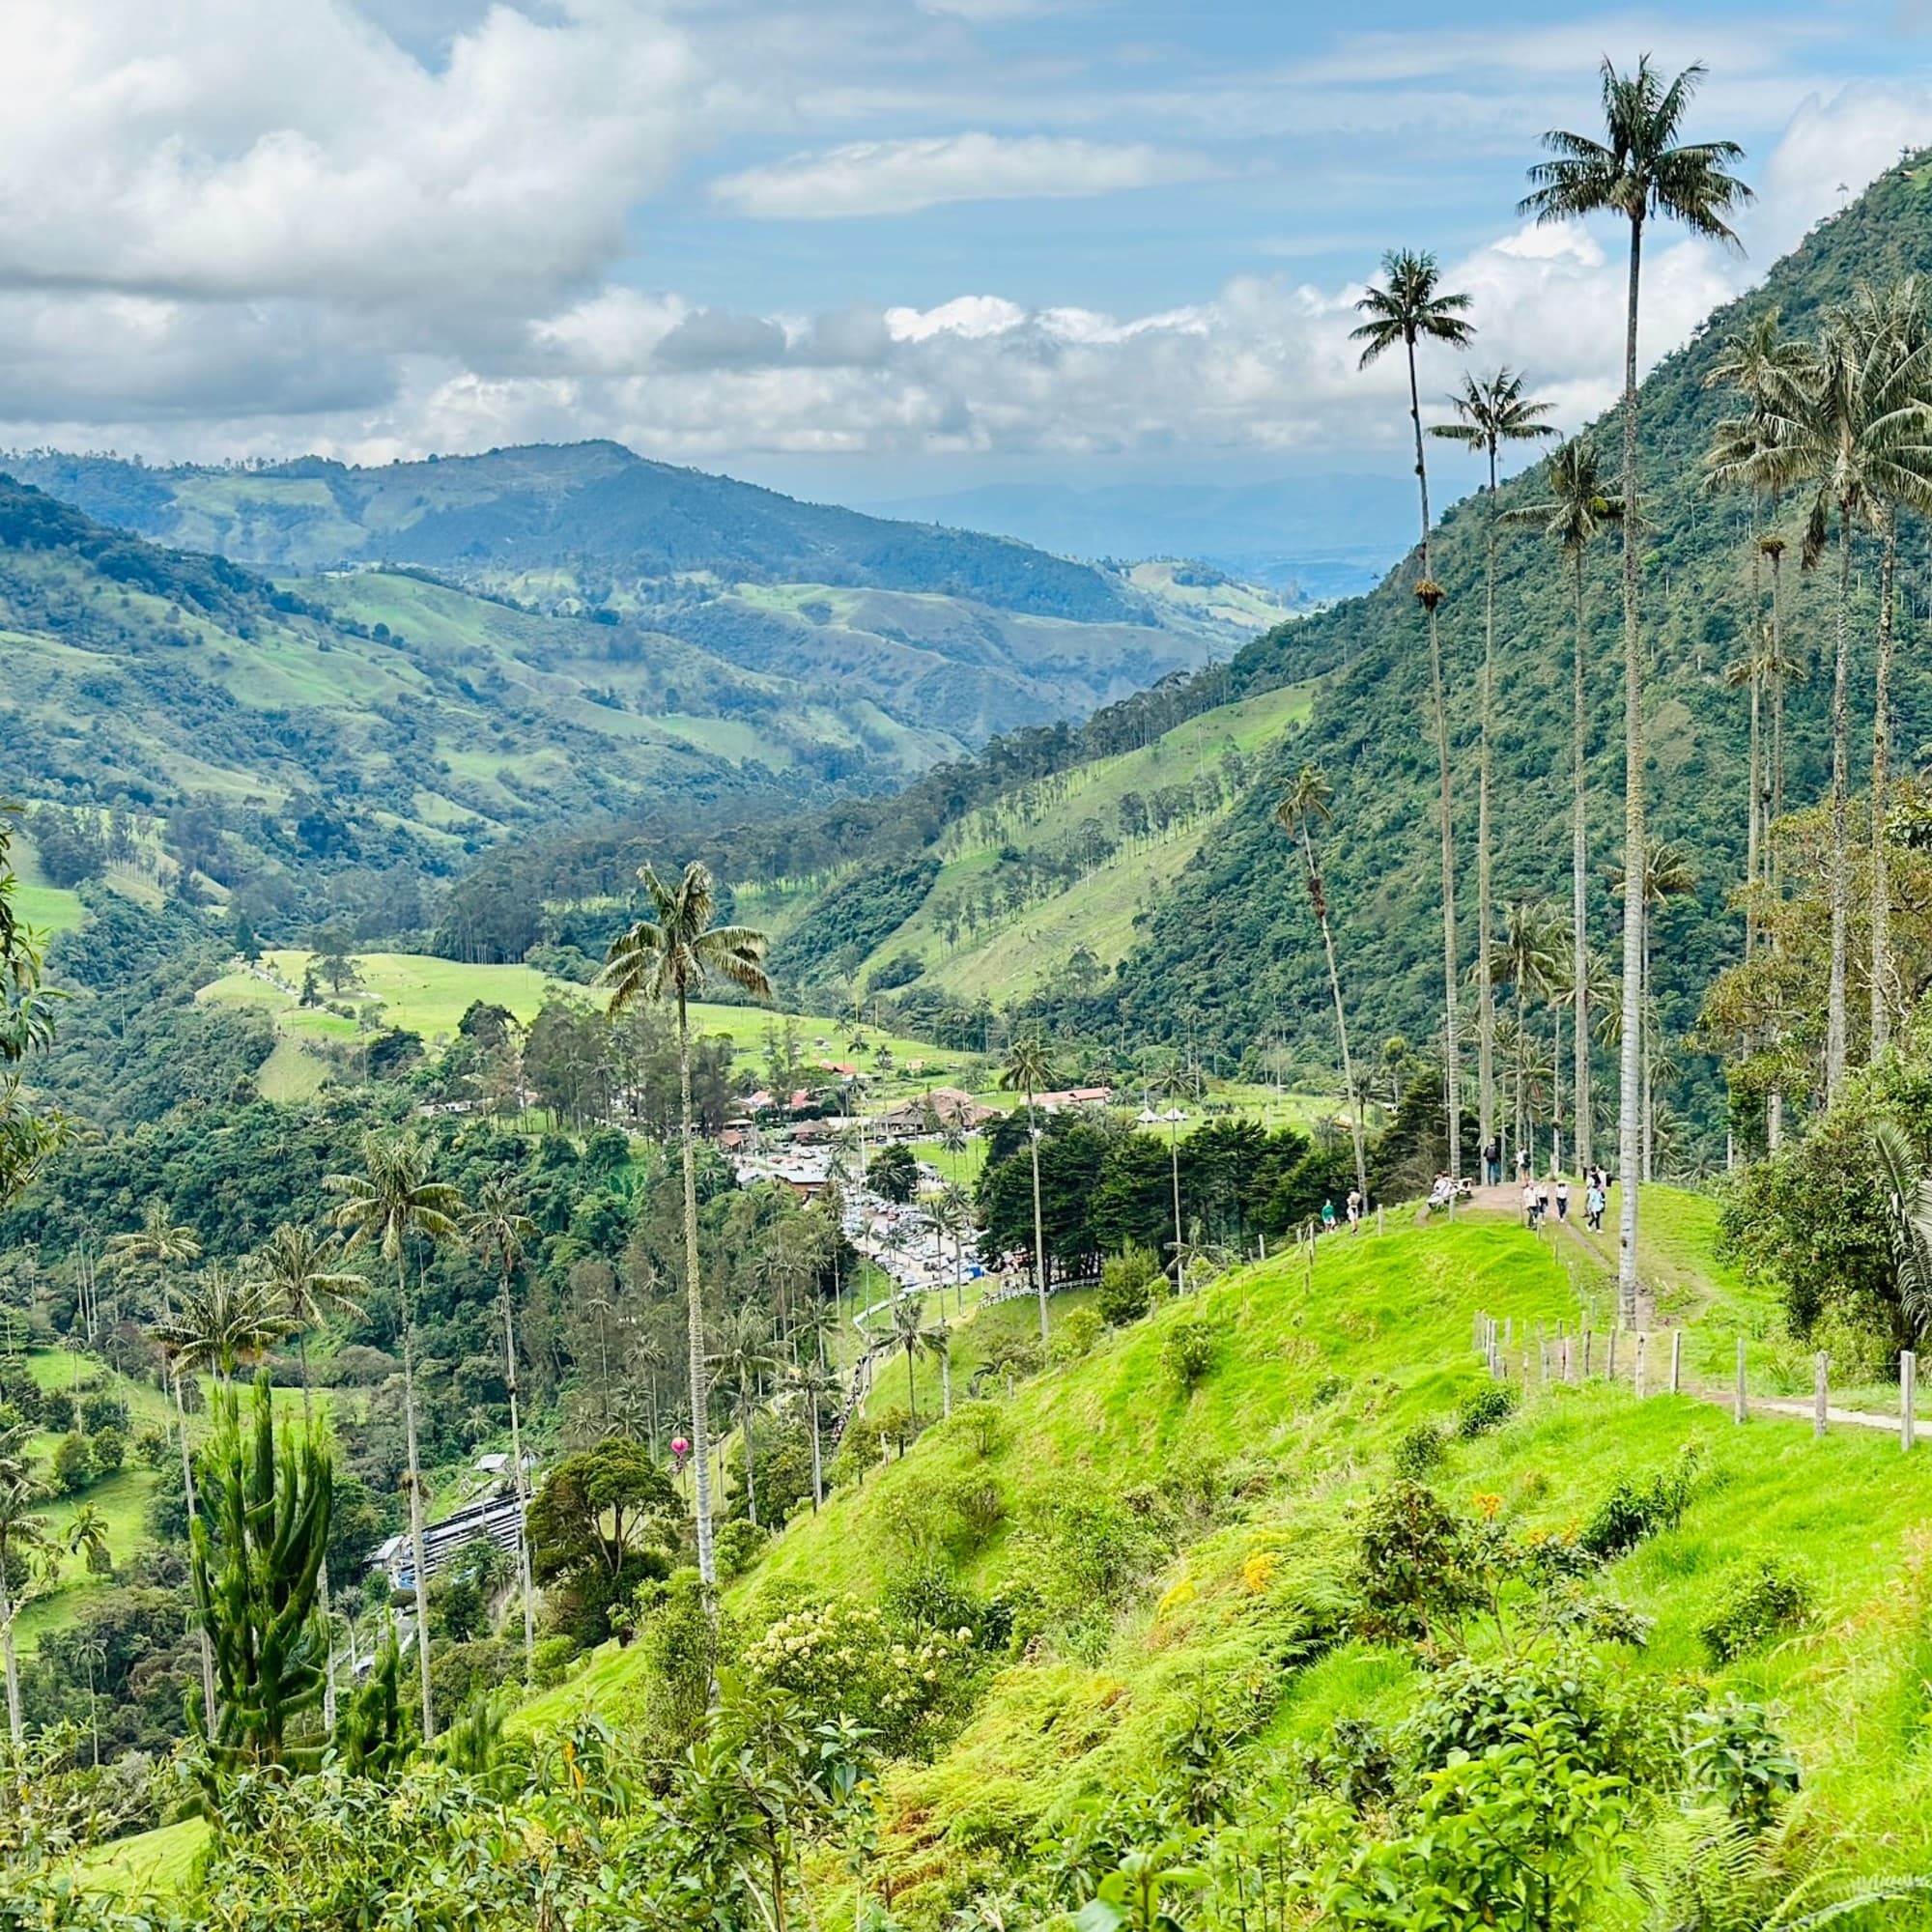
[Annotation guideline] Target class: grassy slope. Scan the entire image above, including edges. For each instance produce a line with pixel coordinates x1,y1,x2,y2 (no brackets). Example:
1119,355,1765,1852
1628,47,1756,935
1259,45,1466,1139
838,681,1314,1003
507,1191,1932,1918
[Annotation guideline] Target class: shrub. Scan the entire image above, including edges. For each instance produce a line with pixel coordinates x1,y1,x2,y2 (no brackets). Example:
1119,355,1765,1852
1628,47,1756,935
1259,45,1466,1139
1352,1480,1491,1642
1578,1448,1701,1562
978,1333,1043,1384
634,1570,718,1752
1699,1559,1813,1663
714,1519,767,1580
1688,1696,1802,1829
741,1595,978,1753
530,1634,576,1689
1392,1423,1447,1478
89,1425,125,1476
133,1429,170,1469
42,1391,74,1435
51,1432,94,1495
1160,1318,1219,1389
1456,1384,1517,1438
1096,1244,1160,1326
1051,1307,1102,1363
948,1400,1004,1459
79,1390,129,1436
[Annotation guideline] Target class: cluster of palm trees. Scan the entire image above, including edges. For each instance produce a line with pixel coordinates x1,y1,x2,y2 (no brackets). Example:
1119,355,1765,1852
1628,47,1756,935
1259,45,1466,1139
1289,57,1751,1321
1706,278,1932,1114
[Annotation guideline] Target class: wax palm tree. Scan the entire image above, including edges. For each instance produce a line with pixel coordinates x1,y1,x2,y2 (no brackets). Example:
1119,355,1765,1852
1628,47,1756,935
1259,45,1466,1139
889,1291,950,1425
939,1118,969,1182
1705,309,1812,947
1874,1121,1932,1338
1273,764,1368,1205
934,1181,976,1315
151,1266,296,1388
712,1304,777,1528
1433,370,1557,1156
1487,899,1564,1163
599,861,771,1592
327,1129,463,1740
1353,248,1475,1180
63,1500,111,1578
783,1353,839,1511
999,1030,1056,1344
1524,55,1751,1320
252,1224,364,1419
465,1176,538,1677
1716,285,1932,1095
1505,438,1621,1173
1608,838,1697,1182
0,1429,49,1745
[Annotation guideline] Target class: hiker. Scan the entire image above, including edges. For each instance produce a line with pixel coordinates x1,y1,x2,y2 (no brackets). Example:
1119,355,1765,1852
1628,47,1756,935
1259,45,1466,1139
1537,1178,1552,1225
1482,1136,1501,1187
1555,1177,1570,1222
1346,1188,1363,1233
1521,1179,1539,1229
1585,1179,1605,1232
1321,1198,1337,1234
1517,1143,1531,1185
1429,1173,1454,1210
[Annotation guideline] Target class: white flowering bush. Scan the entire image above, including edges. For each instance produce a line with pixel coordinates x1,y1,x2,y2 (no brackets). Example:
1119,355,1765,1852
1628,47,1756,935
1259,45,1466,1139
741,1594,979,1755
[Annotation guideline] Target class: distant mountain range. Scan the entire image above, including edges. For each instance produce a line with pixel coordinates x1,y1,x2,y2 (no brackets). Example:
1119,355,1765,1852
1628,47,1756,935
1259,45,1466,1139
6,443,1277,745
860,474,1426,602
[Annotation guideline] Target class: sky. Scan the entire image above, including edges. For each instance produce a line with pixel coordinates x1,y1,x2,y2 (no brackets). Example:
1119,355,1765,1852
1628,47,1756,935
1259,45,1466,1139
1,0,1928,504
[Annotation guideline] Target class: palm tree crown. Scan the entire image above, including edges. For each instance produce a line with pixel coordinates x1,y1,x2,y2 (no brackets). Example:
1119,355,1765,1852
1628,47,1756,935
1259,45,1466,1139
1350,249,1474,371
327,1131,464,1264
1506,439,1622,555
151,1267,296,1385
1520,56,1751,242
1432,368,1556,465
598,862,774,1017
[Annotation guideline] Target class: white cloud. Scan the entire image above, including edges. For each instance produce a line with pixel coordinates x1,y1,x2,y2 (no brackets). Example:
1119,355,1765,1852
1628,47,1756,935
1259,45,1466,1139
710,133,1219,218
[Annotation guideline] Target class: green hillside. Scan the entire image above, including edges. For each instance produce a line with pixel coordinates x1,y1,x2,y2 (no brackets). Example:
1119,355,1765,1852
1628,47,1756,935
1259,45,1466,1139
8,442,1266,745
753,679,1315,1006
1080,155,1932,1150
0,478,907,900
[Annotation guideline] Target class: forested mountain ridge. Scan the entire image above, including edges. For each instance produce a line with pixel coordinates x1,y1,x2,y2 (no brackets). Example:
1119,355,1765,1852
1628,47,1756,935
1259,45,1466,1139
7,442,1275,744
0,473,944,919
1034,154,1932,1145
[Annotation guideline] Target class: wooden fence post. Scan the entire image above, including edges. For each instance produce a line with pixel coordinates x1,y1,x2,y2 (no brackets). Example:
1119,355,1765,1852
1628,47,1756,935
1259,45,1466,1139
1563,1336,1575,1383
1735,1337,1747,1424
1582,1329,1593,1378
1474,1312,1485,1353
1904,1350,1918,1454
1634,1331,1647,1399
1814,1352,1830,1437
1669,1329,1683,1396
1606,1329,1618,1381
1378,1205,1385,1236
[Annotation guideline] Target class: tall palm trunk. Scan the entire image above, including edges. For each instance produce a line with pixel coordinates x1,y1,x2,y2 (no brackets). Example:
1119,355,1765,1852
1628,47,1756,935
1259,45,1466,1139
298,1338,337,1733
173,1371,218,1728
1570,548,1593,1174
808,1395,823,1510
1614,212,1647,1326
1,1543,20,1747
1297,825,1369,1204
398,1264,434,1740
1871,505,1899,1059
1744,499,1764,961
677,989,718,1589
499,1276,535,1677
1477,464,1498,1159
1767,538,1788,1150
1826,506,1853,1103
1405,339,1462,1179
739,1399,758,1527
1026,1091,1049,1335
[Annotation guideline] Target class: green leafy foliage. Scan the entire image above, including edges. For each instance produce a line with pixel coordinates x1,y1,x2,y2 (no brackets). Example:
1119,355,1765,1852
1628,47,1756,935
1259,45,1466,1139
1698,1560,1814,1664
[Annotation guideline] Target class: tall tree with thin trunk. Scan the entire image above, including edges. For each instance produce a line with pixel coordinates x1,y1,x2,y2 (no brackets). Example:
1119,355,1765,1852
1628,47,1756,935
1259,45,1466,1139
0,1426,48,1747
1273,764,1369,1204
464,1179,538,1678
1351,248,1475,1179
1505,439,1621,1172
599,861,771,1592
251,1223,363,1727
1432,370,1556,1160
713,1305,777,1528
327,1131,464,1741
1523,56,1751,1320
1000,1030,1057,1337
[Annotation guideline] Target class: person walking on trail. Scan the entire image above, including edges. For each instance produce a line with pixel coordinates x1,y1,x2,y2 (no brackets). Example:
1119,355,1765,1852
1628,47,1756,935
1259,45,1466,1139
1517,1143,1531,1185
1585,1179,1605,1233
1537,1178,1551,1226
1346,1188,1362,1233
1555,1177,1571,1223
1321,1199,1337,1235
1522,1179,1540,1230
1482,1136,1500,1187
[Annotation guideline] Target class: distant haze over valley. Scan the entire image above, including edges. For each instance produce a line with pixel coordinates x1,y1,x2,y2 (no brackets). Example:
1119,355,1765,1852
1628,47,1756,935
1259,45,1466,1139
861,473,1425,603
